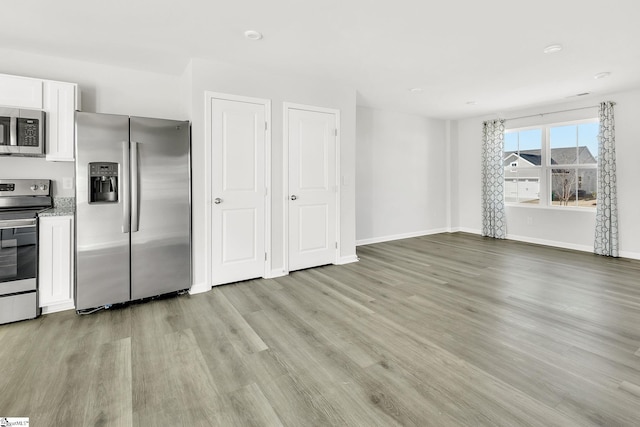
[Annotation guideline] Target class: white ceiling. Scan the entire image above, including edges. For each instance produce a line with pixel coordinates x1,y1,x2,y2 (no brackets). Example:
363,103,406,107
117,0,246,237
5,0,640,119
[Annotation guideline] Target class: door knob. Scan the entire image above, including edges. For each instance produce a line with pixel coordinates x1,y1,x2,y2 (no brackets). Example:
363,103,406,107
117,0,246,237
290,195,297,201
214,198,222,204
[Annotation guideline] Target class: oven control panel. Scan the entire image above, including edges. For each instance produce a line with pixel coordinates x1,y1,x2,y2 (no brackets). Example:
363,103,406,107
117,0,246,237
0,179,51,196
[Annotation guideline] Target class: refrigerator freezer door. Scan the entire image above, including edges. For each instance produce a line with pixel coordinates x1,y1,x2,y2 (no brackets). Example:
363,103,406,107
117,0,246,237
129,117,191,300
75,112,131,310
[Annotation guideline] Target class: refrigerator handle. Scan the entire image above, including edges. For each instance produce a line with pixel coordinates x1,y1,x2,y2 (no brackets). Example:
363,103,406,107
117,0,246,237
122,140,131,233
131,141,140,232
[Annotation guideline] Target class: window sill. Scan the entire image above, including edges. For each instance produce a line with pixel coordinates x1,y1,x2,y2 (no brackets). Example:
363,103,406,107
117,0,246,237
505,203,596,213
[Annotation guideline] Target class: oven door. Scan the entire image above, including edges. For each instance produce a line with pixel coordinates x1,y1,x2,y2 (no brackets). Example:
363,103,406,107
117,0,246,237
0,221,37,292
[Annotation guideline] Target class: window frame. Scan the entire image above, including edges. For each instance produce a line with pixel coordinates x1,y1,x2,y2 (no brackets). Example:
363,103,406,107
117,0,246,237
504,118,598,210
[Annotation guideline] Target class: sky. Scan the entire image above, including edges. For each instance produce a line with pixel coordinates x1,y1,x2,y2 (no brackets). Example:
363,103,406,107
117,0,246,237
504,122,599,161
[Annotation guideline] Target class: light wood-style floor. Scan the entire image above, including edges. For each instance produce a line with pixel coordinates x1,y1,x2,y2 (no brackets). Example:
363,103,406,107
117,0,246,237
2,232,640,426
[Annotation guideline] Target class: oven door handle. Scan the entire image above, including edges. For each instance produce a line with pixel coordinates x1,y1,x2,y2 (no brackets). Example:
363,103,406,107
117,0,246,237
0,218,37,228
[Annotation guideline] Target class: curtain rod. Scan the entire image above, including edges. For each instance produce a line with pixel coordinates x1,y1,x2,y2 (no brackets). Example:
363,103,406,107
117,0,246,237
502,104,602,122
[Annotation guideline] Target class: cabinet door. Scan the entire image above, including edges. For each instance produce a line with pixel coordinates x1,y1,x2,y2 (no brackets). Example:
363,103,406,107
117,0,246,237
44,81,77,161
0,74,43,108
39,216,75,312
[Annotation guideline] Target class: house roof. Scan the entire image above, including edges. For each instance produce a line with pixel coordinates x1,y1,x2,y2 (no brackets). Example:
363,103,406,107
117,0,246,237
505,146,596,166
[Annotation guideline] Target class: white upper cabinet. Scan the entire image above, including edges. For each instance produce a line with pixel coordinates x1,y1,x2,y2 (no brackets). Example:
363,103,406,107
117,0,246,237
0,74,43,109
0,73,79,162
43,80,79,161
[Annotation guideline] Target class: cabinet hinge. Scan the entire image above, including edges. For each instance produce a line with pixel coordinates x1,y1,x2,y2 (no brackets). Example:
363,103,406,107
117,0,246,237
335,242,338,249
334,128,338,137
265,122,268,131
265,252,268,261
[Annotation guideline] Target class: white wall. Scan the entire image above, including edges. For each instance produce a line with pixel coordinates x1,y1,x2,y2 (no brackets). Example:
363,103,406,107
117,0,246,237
0,48,185,118
186,58,357,291
0,158,76,197
0,48,184,197
356,106,448,244
447,120,459,232
453,88,640,259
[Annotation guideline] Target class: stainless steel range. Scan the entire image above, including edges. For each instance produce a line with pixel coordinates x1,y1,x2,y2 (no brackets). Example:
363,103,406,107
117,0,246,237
0,179,52,324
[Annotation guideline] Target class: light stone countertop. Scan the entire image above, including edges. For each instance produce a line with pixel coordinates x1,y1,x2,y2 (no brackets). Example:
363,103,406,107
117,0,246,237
39,197,75,217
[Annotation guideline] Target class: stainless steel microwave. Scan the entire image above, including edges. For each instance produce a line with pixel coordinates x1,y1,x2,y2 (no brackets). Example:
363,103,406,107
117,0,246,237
0,107,45,157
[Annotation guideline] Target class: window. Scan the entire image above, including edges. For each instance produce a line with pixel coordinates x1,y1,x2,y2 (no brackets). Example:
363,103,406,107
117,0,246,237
504,119,598,208
504,128,542,205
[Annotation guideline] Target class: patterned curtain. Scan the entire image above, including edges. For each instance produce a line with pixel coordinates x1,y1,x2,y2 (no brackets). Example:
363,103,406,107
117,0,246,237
594,101,618,257
481,119,506,239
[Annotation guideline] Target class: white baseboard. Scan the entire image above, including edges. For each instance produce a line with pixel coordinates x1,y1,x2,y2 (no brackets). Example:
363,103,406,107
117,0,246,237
265,269,288,279
41,301,75,315
618,250,640,261
453,228,593,254
506,234,593,253
505,234,640,261
363,226,640,261
356,227,598,256
356,228,449,246
450,227,481,234
452,229,640,260
189,282,211,295
337,255,359,265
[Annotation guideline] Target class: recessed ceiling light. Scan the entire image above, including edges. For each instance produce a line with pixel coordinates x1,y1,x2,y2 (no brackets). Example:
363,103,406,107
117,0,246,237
594,72,611,80
543,44,563,54
244,30,263,41
409,87,424,93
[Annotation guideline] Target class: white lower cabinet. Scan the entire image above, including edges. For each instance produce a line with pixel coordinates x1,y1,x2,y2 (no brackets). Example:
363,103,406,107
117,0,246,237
39,215,75,313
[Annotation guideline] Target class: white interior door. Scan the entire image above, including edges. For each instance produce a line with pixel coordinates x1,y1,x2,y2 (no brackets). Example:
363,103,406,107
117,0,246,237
287,106,338,272
210,96,267,285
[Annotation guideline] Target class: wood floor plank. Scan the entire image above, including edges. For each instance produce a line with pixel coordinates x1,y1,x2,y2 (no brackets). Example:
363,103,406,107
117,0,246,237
224,382,284,427
208,289,269,354
82,337,133,427
246,280,379,368
131,328,228,426
220,279,266,315
307,267,377,303
619,380,640,398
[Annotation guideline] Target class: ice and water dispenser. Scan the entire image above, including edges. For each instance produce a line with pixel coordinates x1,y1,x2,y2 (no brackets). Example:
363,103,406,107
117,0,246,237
89,162,118,203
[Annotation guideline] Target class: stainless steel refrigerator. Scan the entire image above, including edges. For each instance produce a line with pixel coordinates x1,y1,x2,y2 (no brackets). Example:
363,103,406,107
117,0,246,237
75,112,191,311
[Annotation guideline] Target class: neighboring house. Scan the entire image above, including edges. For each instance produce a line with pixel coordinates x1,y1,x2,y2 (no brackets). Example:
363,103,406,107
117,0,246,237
504,152,541,202
504,147,597,203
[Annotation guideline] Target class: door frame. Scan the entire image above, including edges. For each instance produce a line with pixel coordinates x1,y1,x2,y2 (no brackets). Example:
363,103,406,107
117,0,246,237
204,91,272,287
282,102,341,274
